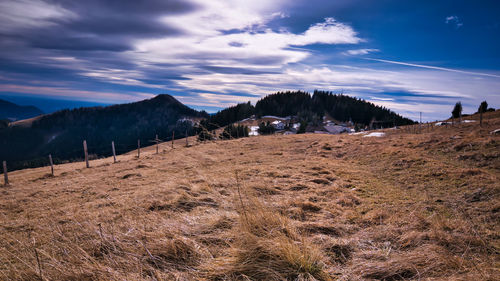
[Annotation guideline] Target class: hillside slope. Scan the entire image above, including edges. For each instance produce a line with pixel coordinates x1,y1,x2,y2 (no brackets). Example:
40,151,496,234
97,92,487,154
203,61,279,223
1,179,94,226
0,98,43,121
1,111,498,280
0,94,207,171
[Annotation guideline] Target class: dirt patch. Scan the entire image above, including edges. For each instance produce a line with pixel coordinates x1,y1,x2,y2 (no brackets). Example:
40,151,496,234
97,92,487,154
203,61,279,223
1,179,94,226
289,184,308,191
121,173,141,179
311,178,331,185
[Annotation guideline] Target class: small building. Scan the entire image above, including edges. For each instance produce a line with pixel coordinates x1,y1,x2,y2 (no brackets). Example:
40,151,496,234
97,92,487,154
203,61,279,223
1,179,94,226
323,124,349,134
271,120,286,130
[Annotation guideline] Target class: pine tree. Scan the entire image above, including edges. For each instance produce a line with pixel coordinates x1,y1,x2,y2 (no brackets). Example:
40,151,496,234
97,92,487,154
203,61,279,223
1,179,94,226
477,101,488,114
197,129,214,141
297,120,307,134
258,122,275,135
452,102,462,119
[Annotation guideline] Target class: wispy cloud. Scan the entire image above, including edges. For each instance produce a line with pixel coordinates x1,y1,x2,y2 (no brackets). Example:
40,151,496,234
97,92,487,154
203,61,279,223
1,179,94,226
364,58,500,78
445,15,463,28
0,0,76,32
0,84,154,103
344,48,379,56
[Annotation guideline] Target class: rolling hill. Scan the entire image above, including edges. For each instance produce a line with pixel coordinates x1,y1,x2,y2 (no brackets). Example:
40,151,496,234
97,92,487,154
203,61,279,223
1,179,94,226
0,98,43,121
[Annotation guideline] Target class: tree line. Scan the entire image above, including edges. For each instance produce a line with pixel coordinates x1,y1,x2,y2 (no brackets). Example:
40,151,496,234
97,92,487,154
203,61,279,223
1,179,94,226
200,90,415,131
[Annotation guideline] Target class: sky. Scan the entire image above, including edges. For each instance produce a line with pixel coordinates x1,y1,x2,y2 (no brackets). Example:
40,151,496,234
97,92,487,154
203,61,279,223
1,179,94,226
0,0,499,120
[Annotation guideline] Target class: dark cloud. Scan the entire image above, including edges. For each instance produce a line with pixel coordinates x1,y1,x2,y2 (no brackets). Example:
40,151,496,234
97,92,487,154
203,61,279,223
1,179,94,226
48,0,196,15
0,0,199,93
30,33,132,51
49,0,196,37
1,0,197,52
240,56,291,66
0,58,77,76
47,0,192,43
67,17,178,37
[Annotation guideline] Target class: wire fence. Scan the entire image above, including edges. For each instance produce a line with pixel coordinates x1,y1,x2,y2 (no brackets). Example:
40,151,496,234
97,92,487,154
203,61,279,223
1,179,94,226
2,116,488,186
0,121,248,185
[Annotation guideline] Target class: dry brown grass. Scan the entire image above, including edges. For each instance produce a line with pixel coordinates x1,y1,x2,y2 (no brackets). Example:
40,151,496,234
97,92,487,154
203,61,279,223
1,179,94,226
1,111,499,280
204,197,331,281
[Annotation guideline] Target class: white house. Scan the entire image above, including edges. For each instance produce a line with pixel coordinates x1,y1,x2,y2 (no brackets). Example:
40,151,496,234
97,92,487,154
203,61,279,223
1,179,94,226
271,120,286,130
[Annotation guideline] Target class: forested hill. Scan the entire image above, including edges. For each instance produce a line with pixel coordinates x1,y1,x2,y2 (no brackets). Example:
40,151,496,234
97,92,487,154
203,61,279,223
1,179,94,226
0,98,43,121
256,91,415,125
1,91,415,171
201,91,415,130
0,94,207,171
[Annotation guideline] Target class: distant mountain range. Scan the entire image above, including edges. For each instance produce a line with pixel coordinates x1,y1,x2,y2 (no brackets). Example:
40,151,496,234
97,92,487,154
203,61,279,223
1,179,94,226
1,92,415,171
0,98,43,121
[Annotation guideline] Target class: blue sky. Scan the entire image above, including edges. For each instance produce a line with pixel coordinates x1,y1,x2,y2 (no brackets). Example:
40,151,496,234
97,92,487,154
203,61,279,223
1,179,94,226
0,0,499,120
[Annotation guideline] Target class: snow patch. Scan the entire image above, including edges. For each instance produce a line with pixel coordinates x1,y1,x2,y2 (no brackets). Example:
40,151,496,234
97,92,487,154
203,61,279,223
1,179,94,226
261,115,291,120
363,132,386,137
249,126,260,136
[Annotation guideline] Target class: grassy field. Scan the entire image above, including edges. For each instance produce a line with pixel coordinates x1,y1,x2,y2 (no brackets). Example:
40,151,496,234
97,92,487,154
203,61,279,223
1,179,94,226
1,111,499,280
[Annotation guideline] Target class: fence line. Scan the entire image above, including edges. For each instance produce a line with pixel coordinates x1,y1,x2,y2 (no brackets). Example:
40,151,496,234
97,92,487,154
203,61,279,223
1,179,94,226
2,117,487,185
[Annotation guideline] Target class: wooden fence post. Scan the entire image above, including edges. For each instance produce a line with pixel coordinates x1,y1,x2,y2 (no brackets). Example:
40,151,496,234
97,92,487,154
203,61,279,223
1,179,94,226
172,131,174,148
2,161,8,186
419,112,422,134
185,129,188,147
49,154,54,176
155,134,159,154
83,140,89,168
111,141,116,163
480,110,483,127
137,139,141,158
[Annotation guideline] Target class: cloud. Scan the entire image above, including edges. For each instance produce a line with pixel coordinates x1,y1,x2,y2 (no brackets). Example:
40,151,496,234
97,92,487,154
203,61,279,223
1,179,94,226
0,0,363,93
344,48,379,55
0,0,196,52
291,17,362,45
168,62,500,121
0,0,498,122
364,58,500,78
0,83,154,103
132,17,361,71
0,0,75,32
445,15,463,28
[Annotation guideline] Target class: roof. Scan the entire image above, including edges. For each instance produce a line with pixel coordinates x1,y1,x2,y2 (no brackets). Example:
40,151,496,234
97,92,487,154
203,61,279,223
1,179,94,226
323,125,348,134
